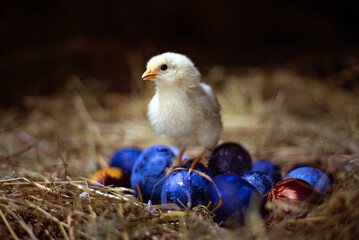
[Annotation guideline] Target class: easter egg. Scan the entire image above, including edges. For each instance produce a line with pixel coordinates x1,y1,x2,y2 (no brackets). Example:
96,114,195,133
205,174,261,224
240,171,273,197
161,162,209,209
252,159,281,183
131,145,175,204
208,142,252,177
267,178,321,216
110,147,142,174
284,167,331,195
89,167,130,188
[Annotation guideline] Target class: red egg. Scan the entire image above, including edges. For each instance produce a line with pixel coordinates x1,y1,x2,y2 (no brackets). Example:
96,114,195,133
89,167,130,188
267,178,321,217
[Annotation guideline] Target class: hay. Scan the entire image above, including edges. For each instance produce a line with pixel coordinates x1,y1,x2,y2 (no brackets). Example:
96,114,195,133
0,68,358,239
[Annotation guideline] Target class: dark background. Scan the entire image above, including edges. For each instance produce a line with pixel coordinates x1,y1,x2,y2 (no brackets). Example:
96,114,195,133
1,0,358,107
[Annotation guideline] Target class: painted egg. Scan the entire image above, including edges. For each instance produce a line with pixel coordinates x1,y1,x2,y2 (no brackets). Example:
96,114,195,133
252,159,281,183
284,167,331,195
109,147,142,174
130,145,175,204
161,162,209,209
89,167,130,188
240,171,273,197
267,178,321,215
208,142,252,177
205,174,261,225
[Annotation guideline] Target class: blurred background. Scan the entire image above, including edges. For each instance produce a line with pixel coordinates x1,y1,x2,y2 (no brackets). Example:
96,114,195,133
1,0,358,107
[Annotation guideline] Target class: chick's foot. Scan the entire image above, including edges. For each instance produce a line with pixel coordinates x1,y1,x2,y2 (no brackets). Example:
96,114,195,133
164,148,187,177
184,148,209,175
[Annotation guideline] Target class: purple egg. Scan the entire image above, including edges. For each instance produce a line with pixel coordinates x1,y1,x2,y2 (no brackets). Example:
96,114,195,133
208,142,252,177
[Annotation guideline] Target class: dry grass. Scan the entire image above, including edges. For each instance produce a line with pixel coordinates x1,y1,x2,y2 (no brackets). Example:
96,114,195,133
0,67,358,239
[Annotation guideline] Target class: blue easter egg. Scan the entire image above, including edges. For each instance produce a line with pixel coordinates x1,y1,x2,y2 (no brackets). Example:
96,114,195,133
161,162,209,209
131,145,175,203
252,159,281,183
240,171,273,196
284,167,331,195
110,147,142,174
205,174,261,224
208,142,252,177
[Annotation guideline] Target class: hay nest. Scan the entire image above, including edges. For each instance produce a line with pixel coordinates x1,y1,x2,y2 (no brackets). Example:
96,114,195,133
0,68,358,239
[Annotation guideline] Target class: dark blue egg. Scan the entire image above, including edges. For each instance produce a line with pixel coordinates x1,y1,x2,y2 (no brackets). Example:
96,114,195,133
205,174,261,225
284,167,331,195
240,171,273,196
208,142,252,177
131,145,175,203
252,159,281,183
161,162,209,209
110,147,142,174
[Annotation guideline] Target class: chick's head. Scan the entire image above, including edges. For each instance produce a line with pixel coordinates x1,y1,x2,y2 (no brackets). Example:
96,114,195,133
142,52,201,87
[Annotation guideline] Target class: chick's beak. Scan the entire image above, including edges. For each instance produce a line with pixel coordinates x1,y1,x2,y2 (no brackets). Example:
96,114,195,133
142,68,159,80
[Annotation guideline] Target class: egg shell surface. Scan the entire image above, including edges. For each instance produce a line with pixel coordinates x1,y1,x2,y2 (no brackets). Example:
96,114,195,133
241,171,273,196
267,178,322,215
131,145,175,203
208,142,252,177
205,174,261,224
284,166,331,195
252,159,281,183
89,167,130,188
161,162,209,208
110,147,142,174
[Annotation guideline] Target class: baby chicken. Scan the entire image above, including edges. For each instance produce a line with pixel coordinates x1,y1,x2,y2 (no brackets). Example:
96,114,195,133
142,52,222,173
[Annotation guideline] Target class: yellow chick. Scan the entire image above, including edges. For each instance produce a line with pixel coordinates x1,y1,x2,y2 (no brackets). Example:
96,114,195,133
142,52,222,172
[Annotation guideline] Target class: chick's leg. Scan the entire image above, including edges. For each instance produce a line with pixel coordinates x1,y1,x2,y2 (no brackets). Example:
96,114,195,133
151,148,186,199
187,148,209,174
165,148,186,177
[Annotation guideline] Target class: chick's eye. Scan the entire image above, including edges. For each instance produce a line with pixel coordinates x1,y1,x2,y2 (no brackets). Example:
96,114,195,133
160,64,168,71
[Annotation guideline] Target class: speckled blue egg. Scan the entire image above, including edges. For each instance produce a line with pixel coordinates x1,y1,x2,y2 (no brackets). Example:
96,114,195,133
284,167,331,195
252,159,281,183
208,142,252,177
205,174,261,224
110,147,142,174
131,145,175,203
161,162,209,209
240,171,273,197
